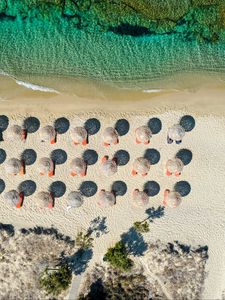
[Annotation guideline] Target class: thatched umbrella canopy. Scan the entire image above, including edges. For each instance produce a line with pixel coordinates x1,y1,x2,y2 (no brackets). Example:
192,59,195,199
5,158,22,175
40,125,56,143
102,159,117,176
38,157,54,175
67,191,84,209
166,158,184,174
102,127,118,145
70,127,87,144
70,158,87,176
135,126,152,144
132,157,150,175
37,191,52,208
98,190,116,207
133,189,149,206
168,124,185,142
165,191,182,208
4,190,20,207
6,125,22,141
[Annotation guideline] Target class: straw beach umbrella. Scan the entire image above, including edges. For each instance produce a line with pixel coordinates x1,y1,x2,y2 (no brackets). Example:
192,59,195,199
40,125,56,144
37,191,54,208
135,126,152,144
133,189,149,206
67,191,84,209
70,158,87,176
38,157,54,176
166,158,184,176
5,158,24,175
101,156,117,176
102,127,119,146
132,157,150,176
167,124,185,144
163,189,182,208
6,125,23,141
70,126,88,146
4,190,23,208
98,190,116,207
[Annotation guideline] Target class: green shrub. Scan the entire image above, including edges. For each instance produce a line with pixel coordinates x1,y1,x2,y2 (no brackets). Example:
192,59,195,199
75,231,94,250
133,221,150,233
104,241,133,272
39,263,72,296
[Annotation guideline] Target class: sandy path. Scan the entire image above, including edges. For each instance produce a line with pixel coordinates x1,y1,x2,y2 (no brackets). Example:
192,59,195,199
140,257,172,300
67,275,83,300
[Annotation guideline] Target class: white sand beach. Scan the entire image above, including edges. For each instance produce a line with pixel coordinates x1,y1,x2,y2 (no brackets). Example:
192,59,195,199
0,78,225,299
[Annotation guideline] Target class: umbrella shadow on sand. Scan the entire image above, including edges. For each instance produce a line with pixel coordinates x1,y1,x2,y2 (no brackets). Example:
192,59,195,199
0,179,5,194
79,181,98,197
115,119,130,136
54,117,70,134
176,149,193,166
0,115,9,141
83,150,98,166
0,149,6,164
144,181,160,197
144,148,160,165
23,117,40,134
179,115,195,132
174,181,191,197
111,181,127,197
49,181,66,198
147,117,162,135
113,150,130,166
21,149,37,166
18,180,36,197
84,118,101,136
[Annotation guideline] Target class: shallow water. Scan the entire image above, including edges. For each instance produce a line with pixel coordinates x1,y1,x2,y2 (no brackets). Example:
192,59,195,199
1,16,225,92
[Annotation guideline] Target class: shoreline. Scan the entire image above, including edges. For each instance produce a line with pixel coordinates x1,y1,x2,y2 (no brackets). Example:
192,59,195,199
1,73,225,116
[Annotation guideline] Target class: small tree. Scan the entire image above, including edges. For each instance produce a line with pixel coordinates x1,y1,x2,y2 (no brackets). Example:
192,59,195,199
39,263,72,296
133,221,150,233
104,241,133,272
75,231,94,250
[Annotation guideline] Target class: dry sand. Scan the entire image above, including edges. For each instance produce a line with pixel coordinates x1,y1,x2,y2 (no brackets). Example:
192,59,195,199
0,78,225,299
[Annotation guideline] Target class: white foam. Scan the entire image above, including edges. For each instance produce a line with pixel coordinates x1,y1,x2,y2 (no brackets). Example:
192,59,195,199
0,69,11,77
0,69,59,94
142,89,162,93
15,80,60,94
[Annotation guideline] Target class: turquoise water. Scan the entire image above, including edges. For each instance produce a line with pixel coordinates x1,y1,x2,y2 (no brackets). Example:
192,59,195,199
1,16,225,89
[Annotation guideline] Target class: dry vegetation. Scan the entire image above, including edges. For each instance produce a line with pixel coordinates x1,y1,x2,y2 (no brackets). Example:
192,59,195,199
0,225,75,300
80,241,208,300
78,264,162,300
143,241,208,300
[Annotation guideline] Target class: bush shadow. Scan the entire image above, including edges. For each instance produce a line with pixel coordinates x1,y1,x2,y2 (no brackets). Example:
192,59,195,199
121,227,148,256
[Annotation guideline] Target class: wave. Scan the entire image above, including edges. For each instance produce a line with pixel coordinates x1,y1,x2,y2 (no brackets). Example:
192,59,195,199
0,69,59,94
15,80,60,94
142,89,162,93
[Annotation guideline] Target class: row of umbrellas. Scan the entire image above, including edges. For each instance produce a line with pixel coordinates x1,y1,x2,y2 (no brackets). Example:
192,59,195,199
4,187,184,209
4,189,84,209
4,123,190,145
2,155,190,177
